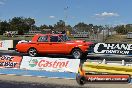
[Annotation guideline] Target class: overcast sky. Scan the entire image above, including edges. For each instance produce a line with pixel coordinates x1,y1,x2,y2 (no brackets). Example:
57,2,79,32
0,0,132,26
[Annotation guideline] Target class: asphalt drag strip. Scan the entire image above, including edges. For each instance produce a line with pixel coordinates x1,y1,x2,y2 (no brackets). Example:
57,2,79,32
0,75,132,88
0,80,86,88
0,75,94,88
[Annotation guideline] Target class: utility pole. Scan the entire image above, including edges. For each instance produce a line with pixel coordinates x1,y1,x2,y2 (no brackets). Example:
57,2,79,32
64,0,70,33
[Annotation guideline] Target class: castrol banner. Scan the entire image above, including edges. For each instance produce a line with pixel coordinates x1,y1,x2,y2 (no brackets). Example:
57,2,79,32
0,56,22,68
0,40,13,50
20,56,80,73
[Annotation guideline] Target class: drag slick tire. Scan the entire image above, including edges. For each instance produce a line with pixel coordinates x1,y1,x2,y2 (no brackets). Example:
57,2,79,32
28,48,38,57
76,75,86,85
72,49,82,59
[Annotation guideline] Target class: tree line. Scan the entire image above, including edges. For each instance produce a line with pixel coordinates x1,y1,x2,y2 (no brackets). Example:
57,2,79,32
0,17,132,35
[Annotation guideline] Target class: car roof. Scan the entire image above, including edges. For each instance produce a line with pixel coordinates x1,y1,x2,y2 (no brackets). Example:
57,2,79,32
35,33,65,36
32,33,66,42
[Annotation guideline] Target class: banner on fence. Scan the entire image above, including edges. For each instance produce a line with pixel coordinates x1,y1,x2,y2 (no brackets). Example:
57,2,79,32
20,56,80,73
0,56,22,68
0,40,13,50
93,43,132,55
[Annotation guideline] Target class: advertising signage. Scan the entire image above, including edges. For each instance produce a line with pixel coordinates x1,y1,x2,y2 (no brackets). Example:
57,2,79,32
0,56,22,68
20,56,80,73
92,43,132,55
76,74,130,85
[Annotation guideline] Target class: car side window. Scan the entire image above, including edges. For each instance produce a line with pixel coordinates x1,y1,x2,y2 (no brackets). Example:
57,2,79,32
38,36,48,42
50,36,61,42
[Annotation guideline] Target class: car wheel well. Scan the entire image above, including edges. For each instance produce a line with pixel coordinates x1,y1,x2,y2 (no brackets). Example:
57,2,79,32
28,47,38,57
27,47,37,52
70,47,81,54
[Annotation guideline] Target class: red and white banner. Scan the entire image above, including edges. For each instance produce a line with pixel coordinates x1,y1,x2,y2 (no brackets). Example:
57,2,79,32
20,56,80,73
0,56,22,68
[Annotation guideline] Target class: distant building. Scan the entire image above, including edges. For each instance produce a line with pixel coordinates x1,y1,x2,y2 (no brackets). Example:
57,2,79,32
42,29,52,34
24,31,42,35
3,31,18,37
127,32,132,39
100,30,116,36
5,31,18,35
71,32,89,38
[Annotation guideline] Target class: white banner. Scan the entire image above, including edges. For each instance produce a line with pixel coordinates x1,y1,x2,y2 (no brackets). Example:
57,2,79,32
0,40,13,50
20,56,80,73
93,43,132,55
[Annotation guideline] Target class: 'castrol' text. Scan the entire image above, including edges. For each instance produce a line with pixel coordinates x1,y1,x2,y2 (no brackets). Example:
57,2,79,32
38,60,69,68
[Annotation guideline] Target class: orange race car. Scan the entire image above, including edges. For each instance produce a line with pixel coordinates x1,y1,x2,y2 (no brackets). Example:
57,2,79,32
16,34,93,59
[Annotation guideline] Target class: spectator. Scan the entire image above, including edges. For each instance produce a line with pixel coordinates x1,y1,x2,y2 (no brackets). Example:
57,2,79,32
61,30,66,34
52,31,55,34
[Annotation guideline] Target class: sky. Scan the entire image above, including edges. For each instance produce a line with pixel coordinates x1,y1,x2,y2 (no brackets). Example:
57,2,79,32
0,0,132,26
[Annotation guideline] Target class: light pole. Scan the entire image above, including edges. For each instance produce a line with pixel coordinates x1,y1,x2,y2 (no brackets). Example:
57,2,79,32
97,28,99,41
103,27,105,42
0,21,1,32
90,27,94,41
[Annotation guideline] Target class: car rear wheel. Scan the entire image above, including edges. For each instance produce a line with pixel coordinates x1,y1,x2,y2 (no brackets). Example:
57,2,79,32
72,49,82,59
28,48,38,57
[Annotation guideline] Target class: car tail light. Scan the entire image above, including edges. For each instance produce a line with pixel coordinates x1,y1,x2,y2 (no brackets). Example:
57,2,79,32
83,43,89,46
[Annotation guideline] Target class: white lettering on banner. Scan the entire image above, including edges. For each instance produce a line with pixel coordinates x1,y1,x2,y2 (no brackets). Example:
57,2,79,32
128,44,132,50
87,77,128,81
94,43,106,53
107,44,115,49
20,56,80,73
105,50,129,54
107,44,131,50
94,43,132,55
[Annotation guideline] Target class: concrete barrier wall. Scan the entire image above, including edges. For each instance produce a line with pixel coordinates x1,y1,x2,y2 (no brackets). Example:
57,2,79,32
0,55,80,73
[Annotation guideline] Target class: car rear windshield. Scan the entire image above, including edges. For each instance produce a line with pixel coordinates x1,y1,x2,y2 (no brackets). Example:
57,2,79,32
59,35,70,41
50,36,59,42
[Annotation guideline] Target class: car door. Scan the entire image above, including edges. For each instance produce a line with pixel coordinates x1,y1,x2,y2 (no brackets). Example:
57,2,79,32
36,35,51,53
48,35,67,54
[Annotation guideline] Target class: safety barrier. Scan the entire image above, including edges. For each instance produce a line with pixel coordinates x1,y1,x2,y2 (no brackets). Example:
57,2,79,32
0,40,13,50
0,55,80,73
0,55,80,79
20,56,80,73
83,62,132,75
